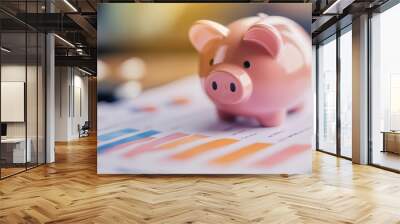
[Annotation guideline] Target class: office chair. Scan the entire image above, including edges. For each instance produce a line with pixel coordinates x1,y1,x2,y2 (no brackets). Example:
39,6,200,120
79,121,90,138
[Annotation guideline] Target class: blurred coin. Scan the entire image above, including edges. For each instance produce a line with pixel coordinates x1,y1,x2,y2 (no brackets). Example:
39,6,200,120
115,80,142,99
119,57,146,81
97,59,109,81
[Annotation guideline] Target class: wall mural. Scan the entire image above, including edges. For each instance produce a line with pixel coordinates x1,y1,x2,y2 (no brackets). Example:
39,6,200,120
97,3,312,174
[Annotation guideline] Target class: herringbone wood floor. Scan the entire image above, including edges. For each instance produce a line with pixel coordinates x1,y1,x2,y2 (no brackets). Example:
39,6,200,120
1,135,400,224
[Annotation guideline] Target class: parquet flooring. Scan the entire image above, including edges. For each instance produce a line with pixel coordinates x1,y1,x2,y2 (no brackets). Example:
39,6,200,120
1,135,400,224
1,167,26,178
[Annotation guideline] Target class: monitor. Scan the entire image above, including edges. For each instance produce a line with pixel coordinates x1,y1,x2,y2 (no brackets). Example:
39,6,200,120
1,123,7,137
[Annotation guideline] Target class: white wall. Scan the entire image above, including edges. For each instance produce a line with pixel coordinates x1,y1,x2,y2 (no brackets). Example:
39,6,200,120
55,67,70,141
74,74,89,130
55,67,89,141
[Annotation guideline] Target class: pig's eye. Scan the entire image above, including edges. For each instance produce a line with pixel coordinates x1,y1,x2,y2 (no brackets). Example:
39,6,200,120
243,61,251,69
209,58,214,66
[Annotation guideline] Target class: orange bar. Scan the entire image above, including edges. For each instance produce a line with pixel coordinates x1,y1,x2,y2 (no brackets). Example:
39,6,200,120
171,138,238,160
158,134,208,150
170,97,190,106
211,143,271,165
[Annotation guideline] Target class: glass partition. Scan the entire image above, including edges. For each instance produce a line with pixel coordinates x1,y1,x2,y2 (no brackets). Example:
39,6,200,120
317,36,337,154
26,0,40,170
339,27,352,158
0,2,46,179
1,29,28,177
370,3,400,171
27,30,38,169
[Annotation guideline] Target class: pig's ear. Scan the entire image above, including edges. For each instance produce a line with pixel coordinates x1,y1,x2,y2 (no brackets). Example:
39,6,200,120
189,20,229,52
243,23,283,58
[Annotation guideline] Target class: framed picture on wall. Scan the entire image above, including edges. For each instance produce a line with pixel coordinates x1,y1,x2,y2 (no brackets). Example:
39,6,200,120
1,81,25,122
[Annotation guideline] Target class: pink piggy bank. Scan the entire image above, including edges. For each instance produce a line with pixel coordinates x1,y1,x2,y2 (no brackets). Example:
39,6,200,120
189,14,311,127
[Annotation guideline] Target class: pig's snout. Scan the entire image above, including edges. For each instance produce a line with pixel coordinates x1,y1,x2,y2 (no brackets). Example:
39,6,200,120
205,67,252,105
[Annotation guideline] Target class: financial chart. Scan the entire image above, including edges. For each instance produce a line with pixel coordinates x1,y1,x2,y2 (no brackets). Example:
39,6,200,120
98,76,313,174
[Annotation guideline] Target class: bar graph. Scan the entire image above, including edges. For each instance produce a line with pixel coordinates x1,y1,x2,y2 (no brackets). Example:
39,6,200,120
255,144,311,167
98,128,137,142
210,143,271,165
129,97,191,114
98,127,311,174
157,134,208,150
167,97,191,106
171,138,238,160
102,137,155,155
98,76,313,174
121,134,208,158
98,130,160,154
123,132,188,158
130,105,157,113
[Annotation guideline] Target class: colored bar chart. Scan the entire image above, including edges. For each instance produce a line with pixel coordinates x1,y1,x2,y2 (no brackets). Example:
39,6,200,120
168,97,190,106
130,106,157,113
98,128,311,173
171,138,238,160
123,132,189,158
157,134,208,150
98,130,160,154
255,144,310,167
98,128,137,142
103,137,155,155
130,97,191,114
98,76,312,174
210,143,271,165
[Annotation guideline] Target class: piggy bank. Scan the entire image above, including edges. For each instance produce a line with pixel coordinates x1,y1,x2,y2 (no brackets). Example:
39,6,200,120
189,14,311,127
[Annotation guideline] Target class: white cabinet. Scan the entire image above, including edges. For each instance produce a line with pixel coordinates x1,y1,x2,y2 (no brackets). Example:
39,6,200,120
1,138,32,163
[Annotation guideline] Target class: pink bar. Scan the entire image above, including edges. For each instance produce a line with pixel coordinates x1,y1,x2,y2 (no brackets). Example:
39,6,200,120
254,144,310,167
104,137,155,155
123,132,188,158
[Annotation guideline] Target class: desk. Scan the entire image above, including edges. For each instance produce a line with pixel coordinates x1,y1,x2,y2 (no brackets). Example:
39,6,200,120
382,131,400,154
1,138,31,163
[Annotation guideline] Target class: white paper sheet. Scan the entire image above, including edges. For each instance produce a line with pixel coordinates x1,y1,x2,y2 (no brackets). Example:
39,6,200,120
98,75,313,174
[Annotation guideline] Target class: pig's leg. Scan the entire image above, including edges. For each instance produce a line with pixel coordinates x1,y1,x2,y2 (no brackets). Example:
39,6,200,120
217,110,236,122
288,102,304,113
258,111,286,127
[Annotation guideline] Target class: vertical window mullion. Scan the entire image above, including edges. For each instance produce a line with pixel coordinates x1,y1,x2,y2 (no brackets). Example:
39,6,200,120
25,0,28,171
367,11,373,165
36,0,39,167
316,44,320,150
336,28,341,157
0,18,2,179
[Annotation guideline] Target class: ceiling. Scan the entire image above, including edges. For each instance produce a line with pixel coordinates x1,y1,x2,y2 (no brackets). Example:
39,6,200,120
0,0,393,74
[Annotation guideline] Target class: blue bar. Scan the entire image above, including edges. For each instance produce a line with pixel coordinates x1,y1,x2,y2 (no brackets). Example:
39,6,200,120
98,130,160,154
98,128,138,142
